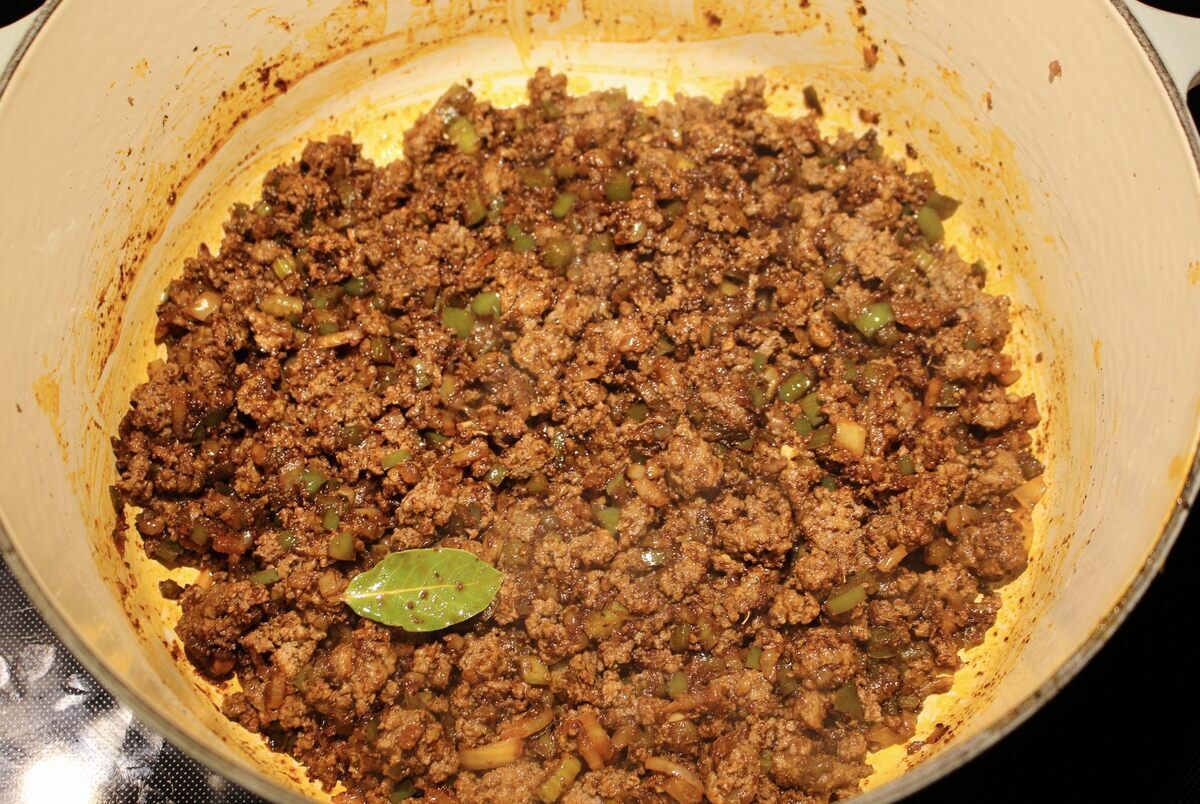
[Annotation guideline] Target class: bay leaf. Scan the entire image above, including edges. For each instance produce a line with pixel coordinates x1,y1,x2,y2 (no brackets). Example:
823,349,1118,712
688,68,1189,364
344,548,503,632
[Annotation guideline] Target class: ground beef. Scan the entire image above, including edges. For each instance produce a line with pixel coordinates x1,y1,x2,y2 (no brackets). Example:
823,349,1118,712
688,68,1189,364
112,69,1043,803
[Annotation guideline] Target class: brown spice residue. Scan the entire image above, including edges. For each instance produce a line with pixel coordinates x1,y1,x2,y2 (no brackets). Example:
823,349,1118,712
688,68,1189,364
1049,59,1062,83
863,43,879,70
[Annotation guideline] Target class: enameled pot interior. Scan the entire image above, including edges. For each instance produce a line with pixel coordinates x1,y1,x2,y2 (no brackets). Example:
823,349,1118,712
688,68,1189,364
1,1,1198,800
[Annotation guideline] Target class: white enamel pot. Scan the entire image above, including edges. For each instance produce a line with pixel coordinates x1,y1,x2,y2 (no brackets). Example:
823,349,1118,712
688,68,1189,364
2,1,1199,801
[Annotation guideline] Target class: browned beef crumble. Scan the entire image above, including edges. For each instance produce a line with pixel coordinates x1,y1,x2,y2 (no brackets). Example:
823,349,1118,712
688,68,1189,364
112,69,1043,803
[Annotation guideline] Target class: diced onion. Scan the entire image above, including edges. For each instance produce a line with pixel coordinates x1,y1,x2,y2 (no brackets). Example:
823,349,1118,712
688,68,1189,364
632,475,669,507
944,504,980,537
186,291,221,321
575,711,613,770
645,757,704,804
876,545,909,573
536,755,582,803
833,420,866,459
1011,475,1047,508
458,736,523,770
500,707,554,739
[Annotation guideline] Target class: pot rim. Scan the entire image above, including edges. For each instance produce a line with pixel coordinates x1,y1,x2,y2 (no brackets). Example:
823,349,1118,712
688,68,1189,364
0,2,1196,801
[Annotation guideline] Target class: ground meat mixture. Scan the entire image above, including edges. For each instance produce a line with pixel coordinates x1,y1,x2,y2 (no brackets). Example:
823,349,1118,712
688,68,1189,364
112,70,1045,803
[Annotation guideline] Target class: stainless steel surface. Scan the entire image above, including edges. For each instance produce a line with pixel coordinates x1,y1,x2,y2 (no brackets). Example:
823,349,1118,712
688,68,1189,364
0,558,259,803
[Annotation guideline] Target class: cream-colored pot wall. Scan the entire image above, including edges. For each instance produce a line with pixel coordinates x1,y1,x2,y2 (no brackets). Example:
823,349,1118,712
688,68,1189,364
1,1,1198,801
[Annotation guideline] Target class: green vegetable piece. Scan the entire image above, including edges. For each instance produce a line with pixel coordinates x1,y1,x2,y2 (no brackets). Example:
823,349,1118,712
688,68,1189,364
463,196,488,227
520,167,553,188
585,233,614,253
299,469,327,496
749,384,768,410
604,172,633,201
526,472,550,495
390,780,417,802
520,655,550,686
819,474,839,491
777,372,812,403
777,667,799,696
367,337,394,365
825,582,866,615
875,322,901,346
189,525,210,545
344,548,504,632
154,539,182,563
272,255,296,279
316,321,339,335
696,617,717,651
834,683,864,718
342,277,369,297
808,424,833,449
745,645,763,670
670,622,692,652
666,671,689,699
442,306,476,338
752,352,768,373
447,116,479,153
551,192,577,219
916,205,944,242
511,229,537,253
485,464,508,487
327,531,356,561
252,567,280,585
625,402,649,422
820,262,845,289
642,549,669,568
276,530,298,551
258,294,304,319
792,416,813,437
583,601,629,641
309,286,341,310
799,392,824,425
853,302,895,337
471,291,502,317
595,505,621,534
382,449,412,469
412,360,434,390
253,200,273,217
898,455,916,475
912,248,937,271
340,423,367,447
925,191,960,220
536,755,583,803
322,509,341,531
541,237,576,270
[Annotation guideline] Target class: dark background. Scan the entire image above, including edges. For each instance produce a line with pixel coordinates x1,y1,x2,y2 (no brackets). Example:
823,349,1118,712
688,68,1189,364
3,0,1199,801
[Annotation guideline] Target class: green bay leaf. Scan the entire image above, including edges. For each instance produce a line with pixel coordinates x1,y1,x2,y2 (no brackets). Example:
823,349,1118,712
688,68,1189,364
344,548,503,632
